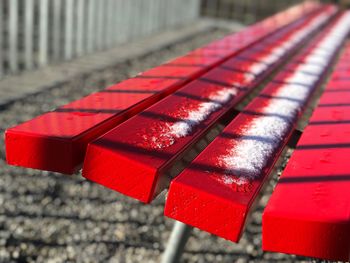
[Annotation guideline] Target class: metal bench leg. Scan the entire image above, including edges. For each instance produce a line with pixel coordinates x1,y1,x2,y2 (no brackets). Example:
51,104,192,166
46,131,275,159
161,221,192,263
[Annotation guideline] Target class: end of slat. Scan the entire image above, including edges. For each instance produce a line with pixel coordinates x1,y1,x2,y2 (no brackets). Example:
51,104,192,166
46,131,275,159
82,142,159,203
262,202,350,261
5,128,77,174
165,177,247,242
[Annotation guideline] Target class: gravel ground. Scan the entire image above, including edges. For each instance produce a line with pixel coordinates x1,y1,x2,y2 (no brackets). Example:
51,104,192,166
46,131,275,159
0,29,323,263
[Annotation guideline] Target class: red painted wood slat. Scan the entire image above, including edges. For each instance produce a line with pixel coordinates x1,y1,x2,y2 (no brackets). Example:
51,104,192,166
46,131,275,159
164,12,350,242
262,43,350,262
82,8,336,203
4,2,322,174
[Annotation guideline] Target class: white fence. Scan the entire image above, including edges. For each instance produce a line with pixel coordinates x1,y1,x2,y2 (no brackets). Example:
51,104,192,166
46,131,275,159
0,0,200,78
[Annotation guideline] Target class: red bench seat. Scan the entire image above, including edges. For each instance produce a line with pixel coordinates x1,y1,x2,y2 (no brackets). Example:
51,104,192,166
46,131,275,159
4,3,350,262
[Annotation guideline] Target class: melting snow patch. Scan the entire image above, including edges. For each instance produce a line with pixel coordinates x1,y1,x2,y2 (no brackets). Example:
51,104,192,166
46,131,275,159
218,12,350,186
147,87,238,149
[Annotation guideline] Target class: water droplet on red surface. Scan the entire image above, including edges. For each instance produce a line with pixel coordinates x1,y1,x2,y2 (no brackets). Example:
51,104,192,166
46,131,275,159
150,79,161,84
320,151,331,163
71,112,96,117
304,165,313,170
320,130,330,137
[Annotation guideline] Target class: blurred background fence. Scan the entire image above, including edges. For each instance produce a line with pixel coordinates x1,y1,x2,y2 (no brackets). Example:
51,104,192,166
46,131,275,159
1,0,343,80
0,0,200,78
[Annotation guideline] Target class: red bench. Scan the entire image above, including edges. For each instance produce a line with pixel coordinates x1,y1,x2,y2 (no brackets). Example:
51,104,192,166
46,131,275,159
4,3,350,262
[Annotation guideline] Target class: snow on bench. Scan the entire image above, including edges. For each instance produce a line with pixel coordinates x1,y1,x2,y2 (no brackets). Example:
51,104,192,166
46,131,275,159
81,7,335,203
164,11,350,243
262,42,350,262
4,2,320,175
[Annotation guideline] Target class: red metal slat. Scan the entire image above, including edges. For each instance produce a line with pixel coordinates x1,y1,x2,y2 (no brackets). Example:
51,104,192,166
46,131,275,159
82,9,336,203
262,45,350,262
318,91,350,105
164,12,350,243
325,79,350,90
5,3,323,174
